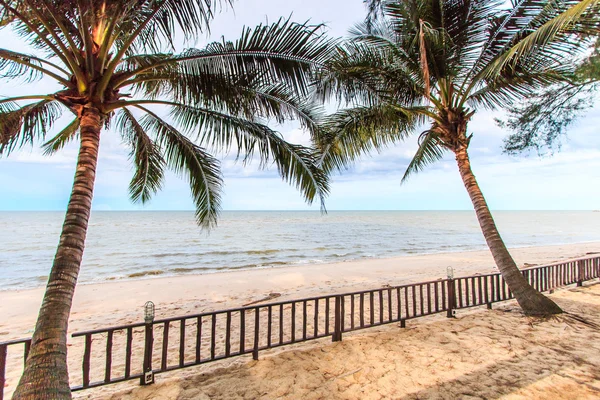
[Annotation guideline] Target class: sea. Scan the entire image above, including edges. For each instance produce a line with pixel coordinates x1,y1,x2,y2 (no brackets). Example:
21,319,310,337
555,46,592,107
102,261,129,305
1,210,599,291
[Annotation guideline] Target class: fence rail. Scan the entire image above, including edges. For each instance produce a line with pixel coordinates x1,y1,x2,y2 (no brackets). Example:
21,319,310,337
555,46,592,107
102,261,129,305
1,256,599,399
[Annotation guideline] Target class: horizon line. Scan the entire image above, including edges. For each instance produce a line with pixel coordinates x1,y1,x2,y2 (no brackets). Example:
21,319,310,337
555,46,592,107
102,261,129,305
0,209,597,212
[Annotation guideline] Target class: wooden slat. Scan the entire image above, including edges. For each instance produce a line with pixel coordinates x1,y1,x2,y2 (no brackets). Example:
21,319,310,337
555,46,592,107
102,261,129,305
180,319,186,367
279,304,284,345
333,296,341,341
253,308,260,360
397,287,402,319
496,274,501,301
225,312,231,357
370,292,375,325
303,301,307,340
291,302,296,342
83,333,92,388
0,344,7,400
265,306,272,348
195,316,202,363
379,290,384,323
105,330,114,383
240,310,246,353
340,295,346,333
388,289,393,322
314,299,319,337
412,286,417,317
427,284,432,314
434,283,439,313
210,315,216,360
441,281,446,311
350,295,355,329
360,293,365,328
419,285,424,315
484,276,489,304
125,327,133,378
325,298,330,335
404,287,409,318
161,322,170,371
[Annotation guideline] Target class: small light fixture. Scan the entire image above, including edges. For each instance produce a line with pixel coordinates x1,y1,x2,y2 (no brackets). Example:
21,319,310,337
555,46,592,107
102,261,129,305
447,267,454,280
144,301,155,324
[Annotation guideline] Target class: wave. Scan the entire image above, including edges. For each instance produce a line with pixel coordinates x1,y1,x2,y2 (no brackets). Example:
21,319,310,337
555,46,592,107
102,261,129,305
152,248,300,259
127,270,164,278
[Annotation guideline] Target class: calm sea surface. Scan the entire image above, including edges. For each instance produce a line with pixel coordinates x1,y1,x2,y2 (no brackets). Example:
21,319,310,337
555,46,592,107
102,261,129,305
1,211,599,291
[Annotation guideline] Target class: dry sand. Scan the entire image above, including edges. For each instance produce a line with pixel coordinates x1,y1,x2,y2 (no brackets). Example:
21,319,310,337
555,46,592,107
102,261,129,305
1,242,600,399
98,283,600,400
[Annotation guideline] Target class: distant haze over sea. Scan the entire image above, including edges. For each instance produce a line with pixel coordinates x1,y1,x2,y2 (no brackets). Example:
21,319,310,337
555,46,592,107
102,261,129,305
1,211,599,291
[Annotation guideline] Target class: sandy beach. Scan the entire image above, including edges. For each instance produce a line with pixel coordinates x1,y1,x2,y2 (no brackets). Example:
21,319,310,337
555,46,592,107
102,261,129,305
99,283,600,400
1,241,599,398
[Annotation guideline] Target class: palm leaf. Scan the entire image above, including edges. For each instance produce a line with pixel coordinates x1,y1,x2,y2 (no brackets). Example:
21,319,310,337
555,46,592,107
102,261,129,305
116,108,166,203
118,18,336,97
481,0,599,81
319,103,424,173
167,102,329,206
0,98,63,155
138,106,222,229
41,118,79,155
401,131,445,183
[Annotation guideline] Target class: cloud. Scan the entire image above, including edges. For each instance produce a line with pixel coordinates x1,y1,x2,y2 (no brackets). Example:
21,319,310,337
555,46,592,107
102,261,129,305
1,0,599,212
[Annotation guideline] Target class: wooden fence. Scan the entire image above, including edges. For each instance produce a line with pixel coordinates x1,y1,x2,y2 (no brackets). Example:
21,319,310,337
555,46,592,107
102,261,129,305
1,255,599,399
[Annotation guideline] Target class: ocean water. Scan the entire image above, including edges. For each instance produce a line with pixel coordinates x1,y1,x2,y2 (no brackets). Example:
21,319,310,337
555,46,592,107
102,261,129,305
0,211,599,291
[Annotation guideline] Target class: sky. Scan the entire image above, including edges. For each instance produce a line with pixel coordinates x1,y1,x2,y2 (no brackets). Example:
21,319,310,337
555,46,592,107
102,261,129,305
0,0,599,212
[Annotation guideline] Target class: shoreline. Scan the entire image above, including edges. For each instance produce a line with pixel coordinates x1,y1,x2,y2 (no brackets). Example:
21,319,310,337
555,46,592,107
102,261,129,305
1,241,599,399
4,238,600,293
1,241,599,342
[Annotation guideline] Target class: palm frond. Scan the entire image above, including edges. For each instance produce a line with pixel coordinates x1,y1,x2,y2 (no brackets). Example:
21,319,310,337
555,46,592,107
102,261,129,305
166,102,329,206
137,106,222,228
478,0,599,83
116,108,166,203
41,118,79,155
317,40,424,107
467,69,569,109
319,103,424,173
0,98,63,156
401,131,445,183
118,18,336,97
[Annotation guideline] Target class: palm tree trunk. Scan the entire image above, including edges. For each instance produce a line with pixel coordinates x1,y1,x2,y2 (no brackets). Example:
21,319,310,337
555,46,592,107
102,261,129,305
454,146,562,316
13,106,102,400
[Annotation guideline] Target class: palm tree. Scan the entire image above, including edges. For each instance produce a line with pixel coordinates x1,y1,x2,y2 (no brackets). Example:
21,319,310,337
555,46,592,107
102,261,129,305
0,1,332,398
316,0,599,316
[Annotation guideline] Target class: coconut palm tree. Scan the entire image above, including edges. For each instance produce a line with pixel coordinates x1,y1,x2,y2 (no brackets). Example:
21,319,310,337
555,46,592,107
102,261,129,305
316,0,599,316
0,1,332,398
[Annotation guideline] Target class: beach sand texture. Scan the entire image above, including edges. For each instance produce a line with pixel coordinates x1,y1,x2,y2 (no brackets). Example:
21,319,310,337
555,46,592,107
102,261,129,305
1,242,599,398
97,283,600,400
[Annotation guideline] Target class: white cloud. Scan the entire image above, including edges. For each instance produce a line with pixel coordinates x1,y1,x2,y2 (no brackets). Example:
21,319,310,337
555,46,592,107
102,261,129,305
1,0,599,212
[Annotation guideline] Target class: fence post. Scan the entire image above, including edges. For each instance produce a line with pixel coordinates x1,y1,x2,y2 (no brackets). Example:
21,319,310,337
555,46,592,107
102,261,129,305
446,278,456,318
0,344,7,400
577,259,584,287
332,296,343,342
253,307,260,361
141,301,155,386
141,323,154,385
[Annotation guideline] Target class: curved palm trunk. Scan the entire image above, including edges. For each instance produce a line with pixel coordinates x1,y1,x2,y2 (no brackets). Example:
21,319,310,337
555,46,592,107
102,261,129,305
454,146,562,316
13,106,102,400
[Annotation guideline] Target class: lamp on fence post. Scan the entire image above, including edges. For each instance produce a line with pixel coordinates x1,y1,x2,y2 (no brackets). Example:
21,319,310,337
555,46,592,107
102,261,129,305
141,301,155,386
446,267,456,318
